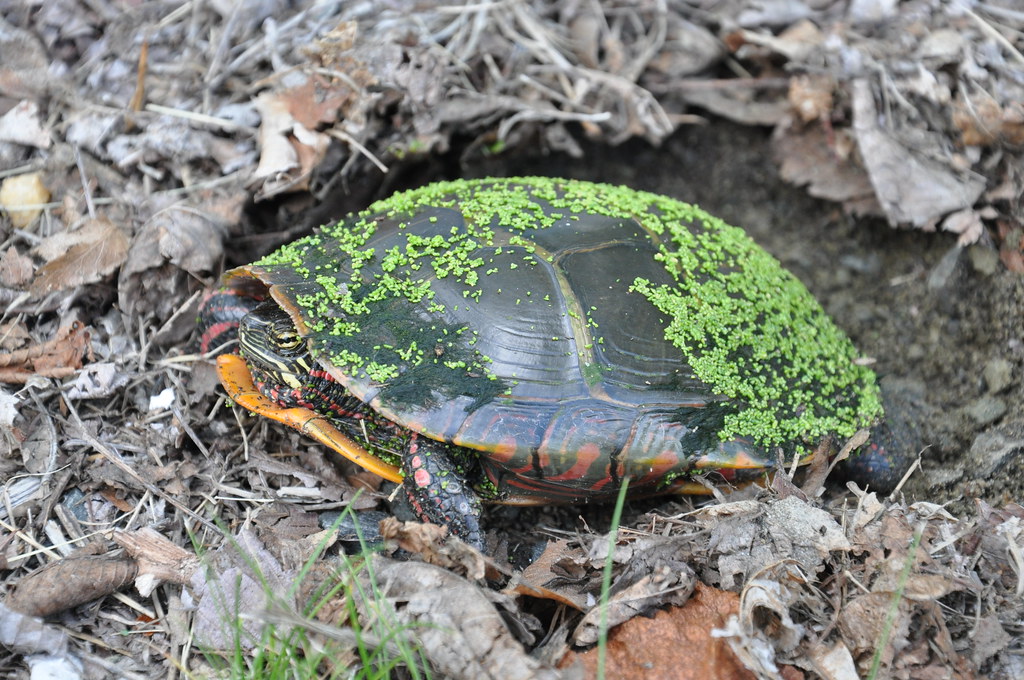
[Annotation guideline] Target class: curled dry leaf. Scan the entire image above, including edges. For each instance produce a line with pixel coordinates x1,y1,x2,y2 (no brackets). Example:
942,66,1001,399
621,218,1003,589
7,554,139,618
574,537,698,646
30,218,129,296
358,556,561,680
0,320,91,384
851,79,986,227
253,78,341,198
510,538,592,610
0,172,50,228
378,517,487,581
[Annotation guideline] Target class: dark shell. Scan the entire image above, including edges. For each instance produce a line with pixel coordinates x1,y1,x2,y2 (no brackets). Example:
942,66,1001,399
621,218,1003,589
224,178,881,498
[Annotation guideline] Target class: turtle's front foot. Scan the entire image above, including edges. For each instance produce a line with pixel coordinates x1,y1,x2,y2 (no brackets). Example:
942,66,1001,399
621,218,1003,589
400,436,484,550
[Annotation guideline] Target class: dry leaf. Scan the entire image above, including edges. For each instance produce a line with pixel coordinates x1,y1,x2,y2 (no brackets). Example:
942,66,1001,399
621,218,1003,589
0,172,49,228
773,120,882,216
0,246,33,287
510,538,591,609
941,208,984,246
7,554,139,617
851,79,985,227
252,80,336,197
30,218,129,296
0,601,70,657
0,100,50,148
358,556,560,680
560,584,755,680
0,18,50,98
953,90,1005,147
788,74,833,124
0,320,91,384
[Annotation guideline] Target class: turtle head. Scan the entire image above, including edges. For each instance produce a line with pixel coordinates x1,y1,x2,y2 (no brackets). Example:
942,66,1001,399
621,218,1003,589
238,301,314,388
841,385,921,493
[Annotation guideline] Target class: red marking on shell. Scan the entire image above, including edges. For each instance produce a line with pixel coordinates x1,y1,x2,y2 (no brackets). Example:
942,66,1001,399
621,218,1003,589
630,449,684,483
479,437,520,464
542,442,607,484
694,449,763,469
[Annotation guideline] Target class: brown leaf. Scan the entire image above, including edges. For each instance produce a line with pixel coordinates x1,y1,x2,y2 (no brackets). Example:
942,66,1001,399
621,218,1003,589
360,556,561,680
560,584,756,680
0,246,34,288
773,120,882,216
30,218,129,296
7,554,139,617
0,320,91,384
510,538,591,610
851,79,985,227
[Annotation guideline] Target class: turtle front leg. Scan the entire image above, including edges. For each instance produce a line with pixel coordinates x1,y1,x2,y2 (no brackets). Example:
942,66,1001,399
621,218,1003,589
401,435,484,550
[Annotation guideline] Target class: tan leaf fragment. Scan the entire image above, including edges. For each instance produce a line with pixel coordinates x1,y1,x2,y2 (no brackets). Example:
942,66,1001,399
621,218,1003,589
509,538,591,610
0,246,33,288
788,74,834,124
0,100,50,148
773,121,882,217
941,208,985,246
252,79,339,197
30,218,129,296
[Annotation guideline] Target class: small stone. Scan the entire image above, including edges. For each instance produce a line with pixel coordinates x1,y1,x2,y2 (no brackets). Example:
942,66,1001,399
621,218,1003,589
983,358,1013,394
966,424,1024,477
967,245,1000,276
966,395,1007,426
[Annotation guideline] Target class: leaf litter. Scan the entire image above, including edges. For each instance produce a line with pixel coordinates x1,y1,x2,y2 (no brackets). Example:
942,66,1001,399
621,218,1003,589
1,0,1022,678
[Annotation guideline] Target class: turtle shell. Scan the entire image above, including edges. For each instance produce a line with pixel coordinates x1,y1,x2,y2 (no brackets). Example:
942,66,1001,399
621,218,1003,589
224,177,882,500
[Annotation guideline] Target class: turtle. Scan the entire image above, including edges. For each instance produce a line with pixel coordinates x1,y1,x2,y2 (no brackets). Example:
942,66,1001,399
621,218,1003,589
199,177,910,548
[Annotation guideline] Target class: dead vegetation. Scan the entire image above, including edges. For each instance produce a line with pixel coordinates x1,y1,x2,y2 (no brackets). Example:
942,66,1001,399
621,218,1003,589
1,0,1023,678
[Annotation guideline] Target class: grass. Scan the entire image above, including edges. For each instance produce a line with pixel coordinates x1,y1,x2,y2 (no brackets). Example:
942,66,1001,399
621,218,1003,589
596,476,631,680
195,510,431,680
192,483,637,679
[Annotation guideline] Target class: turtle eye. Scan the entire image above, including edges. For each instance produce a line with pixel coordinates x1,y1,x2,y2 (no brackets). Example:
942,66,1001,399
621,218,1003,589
274,330,303,351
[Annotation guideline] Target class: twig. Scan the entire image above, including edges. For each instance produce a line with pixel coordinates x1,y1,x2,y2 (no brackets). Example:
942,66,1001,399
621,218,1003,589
967,8,1024,66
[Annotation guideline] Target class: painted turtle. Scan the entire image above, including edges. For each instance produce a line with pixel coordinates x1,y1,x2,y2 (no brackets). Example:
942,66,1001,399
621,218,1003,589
200,177,908,548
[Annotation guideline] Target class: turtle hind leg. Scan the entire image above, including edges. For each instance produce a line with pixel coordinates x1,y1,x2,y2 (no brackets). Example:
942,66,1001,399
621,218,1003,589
401,435,484,550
